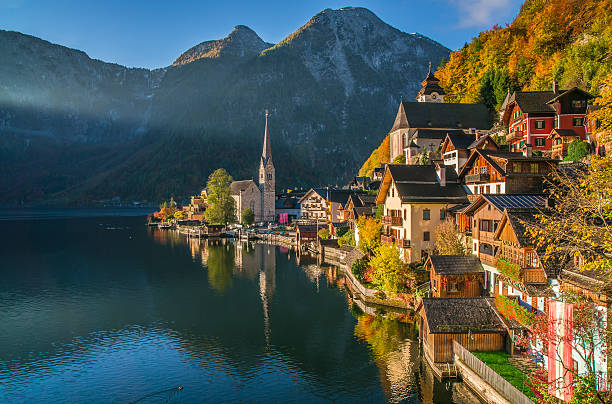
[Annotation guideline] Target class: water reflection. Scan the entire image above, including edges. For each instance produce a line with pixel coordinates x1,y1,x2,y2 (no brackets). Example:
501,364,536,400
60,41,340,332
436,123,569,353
0,219,480,403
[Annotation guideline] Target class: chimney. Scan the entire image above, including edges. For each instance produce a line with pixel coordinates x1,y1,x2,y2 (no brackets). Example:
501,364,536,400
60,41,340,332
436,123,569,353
552,80,558,94
523,144,533,158
439,165,447,187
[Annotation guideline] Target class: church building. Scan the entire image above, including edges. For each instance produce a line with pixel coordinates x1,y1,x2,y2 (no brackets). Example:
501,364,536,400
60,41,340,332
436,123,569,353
230,110,276,223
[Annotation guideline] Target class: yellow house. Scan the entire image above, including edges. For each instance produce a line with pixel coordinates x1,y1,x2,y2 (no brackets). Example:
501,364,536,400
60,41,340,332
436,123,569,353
376,164,469,263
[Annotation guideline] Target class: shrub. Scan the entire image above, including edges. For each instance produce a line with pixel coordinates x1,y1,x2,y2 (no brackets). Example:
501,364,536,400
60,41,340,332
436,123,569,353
338,229,355,246
369,244,409,294
351,258,367,283
318,228,330,240
564,139,590,161
495,257,522,282
494,295,535,326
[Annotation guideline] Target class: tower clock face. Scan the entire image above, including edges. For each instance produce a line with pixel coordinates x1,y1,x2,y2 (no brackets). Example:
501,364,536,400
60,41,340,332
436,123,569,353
432,93,437,99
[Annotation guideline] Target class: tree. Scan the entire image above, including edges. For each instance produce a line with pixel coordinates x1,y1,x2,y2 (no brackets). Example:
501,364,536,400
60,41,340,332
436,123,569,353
564,139,590,161
174,210,184,220
369,244,408,294
338,229,355,246
418,151,430,165
318,228,330,240
204,168,235,225
392,155,405,164
357,216,382,254
590,74,612,146
241,207,255,227
435,219,469,255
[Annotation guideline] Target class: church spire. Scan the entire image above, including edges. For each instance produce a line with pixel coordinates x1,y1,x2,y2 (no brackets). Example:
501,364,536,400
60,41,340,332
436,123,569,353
262,109,272,165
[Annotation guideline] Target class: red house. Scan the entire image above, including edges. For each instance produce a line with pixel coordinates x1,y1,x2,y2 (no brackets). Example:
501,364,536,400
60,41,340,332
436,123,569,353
500,82,594,155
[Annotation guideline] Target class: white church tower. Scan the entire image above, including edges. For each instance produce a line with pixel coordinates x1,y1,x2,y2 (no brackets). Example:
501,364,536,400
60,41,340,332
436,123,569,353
259,110,275,222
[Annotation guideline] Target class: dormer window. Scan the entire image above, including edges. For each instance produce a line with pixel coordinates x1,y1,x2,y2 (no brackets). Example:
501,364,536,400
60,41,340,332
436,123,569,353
572,100,586,109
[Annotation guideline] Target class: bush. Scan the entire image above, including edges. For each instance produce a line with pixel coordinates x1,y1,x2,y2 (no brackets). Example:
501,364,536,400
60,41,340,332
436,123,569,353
494,295,535,326
351,258,367,282
369,244,409,294
495,257,522,282
338,229,355,246
336,226,349,238
318,228,330,240
564,139,590,161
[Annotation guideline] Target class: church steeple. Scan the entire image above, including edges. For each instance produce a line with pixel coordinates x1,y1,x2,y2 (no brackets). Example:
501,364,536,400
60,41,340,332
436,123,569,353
261,109,272,166
417,61,445,103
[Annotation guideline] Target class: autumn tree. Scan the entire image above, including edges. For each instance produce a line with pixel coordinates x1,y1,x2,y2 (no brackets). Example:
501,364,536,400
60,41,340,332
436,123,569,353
204,168,235,225
369,244,408,294
435,219,469,255
241,207,255,227
357,216,382,255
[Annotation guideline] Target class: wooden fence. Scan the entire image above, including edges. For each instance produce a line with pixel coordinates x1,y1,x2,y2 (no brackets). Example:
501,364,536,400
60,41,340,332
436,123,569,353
453,341,534,404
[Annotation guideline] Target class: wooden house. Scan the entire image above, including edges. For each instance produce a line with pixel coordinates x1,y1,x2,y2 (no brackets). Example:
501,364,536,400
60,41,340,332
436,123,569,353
440,132,498,174
500,83,593,153
492,208,555,313
425,255,484,298
340,193,376,228
548,128,581,160
458,148,557,195
376,164,468,263
296,224,319,244
202,224,225,237
461,194,547,292
419,297,506,363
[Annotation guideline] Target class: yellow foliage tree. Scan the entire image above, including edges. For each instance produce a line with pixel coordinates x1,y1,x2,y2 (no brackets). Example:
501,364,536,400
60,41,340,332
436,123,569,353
357,216,382,254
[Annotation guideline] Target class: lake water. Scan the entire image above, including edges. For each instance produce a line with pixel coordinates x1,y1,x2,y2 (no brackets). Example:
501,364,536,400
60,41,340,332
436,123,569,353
0,215,480,403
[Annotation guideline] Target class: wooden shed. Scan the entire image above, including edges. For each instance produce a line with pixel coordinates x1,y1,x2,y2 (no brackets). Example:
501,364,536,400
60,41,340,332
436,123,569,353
202,224,225,237
296,224,319,245
425,255,484,298
419,297,506,363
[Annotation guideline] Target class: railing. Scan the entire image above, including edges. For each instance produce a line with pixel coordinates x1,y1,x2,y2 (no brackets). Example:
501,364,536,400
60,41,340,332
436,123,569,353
465,173,490,183
381,234,395,245
397,238,411,248
506,130,524,143
381,215,402,226
522,268,548,284
479,253,497,267
453,341,534,404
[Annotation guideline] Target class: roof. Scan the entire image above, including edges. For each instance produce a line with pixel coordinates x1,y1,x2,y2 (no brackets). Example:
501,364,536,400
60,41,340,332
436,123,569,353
230,180,258,195
468,134,499,150
391,101,491,132
261,110,273,166
353,206,375,218
427,255,483,274
509,91,558,114
296,224,320,233
546,87,595,104
549,128,579,138
458,149,556,178
297,188,327,204
421,298,506,334
446,133,477,150
462,194,547,215
377,164,468,204
496,207,539,248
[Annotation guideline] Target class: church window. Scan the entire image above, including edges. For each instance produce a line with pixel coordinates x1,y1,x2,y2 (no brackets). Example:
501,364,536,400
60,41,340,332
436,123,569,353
267,174,272,180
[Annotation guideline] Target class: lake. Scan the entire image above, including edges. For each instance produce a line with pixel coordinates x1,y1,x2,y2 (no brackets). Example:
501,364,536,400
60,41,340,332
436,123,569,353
0,214,479,403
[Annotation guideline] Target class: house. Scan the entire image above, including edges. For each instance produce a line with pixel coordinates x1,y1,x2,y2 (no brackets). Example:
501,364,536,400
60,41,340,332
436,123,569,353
548,128,582,160
458,147,557,195
376,164,469,263
202,223,225,237
492,207,556,313
425,255,484,298
296,224,319,244
372,165,386,181
388,69,491,162
275,195,301,224
298,189,328,221
186,189,207,221
440,132,499,174
340,193,377,227
419,297,506,363
230,110,276,223
500,83,594,153
326,189,364,223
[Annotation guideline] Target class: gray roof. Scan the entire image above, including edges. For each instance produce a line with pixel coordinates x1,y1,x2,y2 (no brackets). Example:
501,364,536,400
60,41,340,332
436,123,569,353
428,255,483,274
447,133,477,150
510,91,558,114
550,128,579,137
386,164,468,204
421,298,506,334
392,101,491,132
463,194,547,215
230,180,257,195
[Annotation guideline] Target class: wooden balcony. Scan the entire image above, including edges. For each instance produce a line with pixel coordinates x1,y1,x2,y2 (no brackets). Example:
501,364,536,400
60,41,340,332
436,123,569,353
381,215,403,226
381,234,395,246
397,239,411,248
465,173,490,184
506,130,524,143
479,253,497,267
522,268,548,284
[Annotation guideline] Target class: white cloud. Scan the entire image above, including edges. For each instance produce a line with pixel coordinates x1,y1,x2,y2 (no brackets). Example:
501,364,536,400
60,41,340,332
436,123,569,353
451,0,514,28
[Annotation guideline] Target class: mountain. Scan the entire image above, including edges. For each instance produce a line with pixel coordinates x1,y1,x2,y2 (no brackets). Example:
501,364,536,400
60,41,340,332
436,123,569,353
0,7,450,206
436,0,612,111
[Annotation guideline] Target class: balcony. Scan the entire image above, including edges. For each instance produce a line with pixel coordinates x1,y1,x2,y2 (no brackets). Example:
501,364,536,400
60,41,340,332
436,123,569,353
479,252,497,267
506,130,524,143
381,215,403,226
465,173,490,184
397,239,411,249
522,268,548,284
381,234,395,246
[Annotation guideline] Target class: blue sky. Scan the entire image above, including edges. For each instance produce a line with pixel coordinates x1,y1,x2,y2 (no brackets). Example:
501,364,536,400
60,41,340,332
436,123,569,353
1,0,523,69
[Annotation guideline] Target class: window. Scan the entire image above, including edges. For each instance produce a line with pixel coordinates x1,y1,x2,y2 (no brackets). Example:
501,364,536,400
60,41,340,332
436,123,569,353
513,163,522,173
485,185,490,194
573,117,584,126
473,242,477,252
554,117,558,129
448,281,458,292
440,209,446,220
530,163,539,174
534,137,545,147
522,122,527,131
423,209,430,220
496,184,501,194
572,100,586,109
392,188,394,197
423,231,430,241
403,209,406,220
433,279,438,291
535,120,545,129
267,174,272,180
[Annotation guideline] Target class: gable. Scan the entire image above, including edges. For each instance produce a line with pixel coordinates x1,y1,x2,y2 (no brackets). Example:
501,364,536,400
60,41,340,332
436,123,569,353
496,217,520,245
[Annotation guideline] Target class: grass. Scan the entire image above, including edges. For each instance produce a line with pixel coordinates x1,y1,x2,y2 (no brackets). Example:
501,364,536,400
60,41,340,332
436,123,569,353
472,351,537,401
